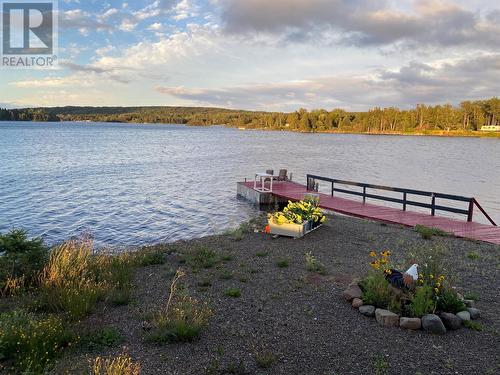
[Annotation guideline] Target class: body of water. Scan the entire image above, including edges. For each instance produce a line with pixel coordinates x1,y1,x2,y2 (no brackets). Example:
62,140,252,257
1,122,499,248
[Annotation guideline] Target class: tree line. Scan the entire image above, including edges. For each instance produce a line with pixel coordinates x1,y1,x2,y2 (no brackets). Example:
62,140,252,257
1,98,498,133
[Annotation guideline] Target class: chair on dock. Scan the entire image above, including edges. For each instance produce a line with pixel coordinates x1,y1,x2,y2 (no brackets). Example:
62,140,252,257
276,169,288,181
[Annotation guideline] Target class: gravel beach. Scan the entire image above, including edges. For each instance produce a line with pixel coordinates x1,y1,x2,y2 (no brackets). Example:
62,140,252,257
54,214,499,375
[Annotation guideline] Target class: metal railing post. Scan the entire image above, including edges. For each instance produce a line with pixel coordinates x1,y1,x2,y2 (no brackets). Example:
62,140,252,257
467,199,474,222
331,182,334,197
431,194,436,216
403,192,407,211
363,186,366,203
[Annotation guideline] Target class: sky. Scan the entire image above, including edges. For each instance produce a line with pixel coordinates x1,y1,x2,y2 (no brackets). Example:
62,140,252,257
1,0,499,111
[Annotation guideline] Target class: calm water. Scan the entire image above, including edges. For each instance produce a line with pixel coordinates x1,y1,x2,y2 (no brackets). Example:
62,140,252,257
1,122,499,248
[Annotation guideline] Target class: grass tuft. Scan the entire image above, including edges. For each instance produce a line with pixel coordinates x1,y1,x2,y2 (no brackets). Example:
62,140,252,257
463,320,483,331
304,252,326,274
276,258,290,268
183,247,219,270
255,351,276,369
91,353,140,375
225,287,241,298
414,225,448,240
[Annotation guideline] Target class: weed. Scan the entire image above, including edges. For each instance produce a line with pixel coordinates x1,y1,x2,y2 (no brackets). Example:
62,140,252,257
464,291,480,301
276,258,290,268
255,351,276,368
184,247,219,270
372,354,389,375
464,320,483,331
414,225,448,239
225,361,247,374
466,251,480,260
91,353,140,375
436,288,465,314
238,276,248,283
225,287,241,298
80,327,124,351
360,271,392,308
304,252,326,274
197,278,212,287
409,285,435,317
148,269,212,343
0,309,73,373
133,247,165,266
219,270,233,280
222,254,233,262
256,251,268,257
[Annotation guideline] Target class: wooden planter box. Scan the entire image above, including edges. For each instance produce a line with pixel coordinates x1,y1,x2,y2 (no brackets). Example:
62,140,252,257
268,218,322,238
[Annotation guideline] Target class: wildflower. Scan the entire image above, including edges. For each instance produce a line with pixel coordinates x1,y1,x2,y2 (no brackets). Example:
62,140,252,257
434,288,439,293
384,269,392,275
418,273,423,278
436,282,441,288
369,251,377,257
370,261,380,270
381,250,391,257
429,274,434,279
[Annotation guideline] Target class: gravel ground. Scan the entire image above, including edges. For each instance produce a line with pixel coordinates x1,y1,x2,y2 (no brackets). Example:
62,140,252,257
55,214,499,375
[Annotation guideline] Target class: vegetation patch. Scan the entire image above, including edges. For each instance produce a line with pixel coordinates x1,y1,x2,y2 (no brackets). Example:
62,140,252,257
304,252,326,274
225,287,241,298
91,353,140,375
276,258,290,268
414,225,449,240
79,327,124,351
183,247,219,270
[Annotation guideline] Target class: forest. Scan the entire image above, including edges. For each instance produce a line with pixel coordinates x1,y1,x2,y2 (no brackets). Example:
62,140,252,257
0,97,499,134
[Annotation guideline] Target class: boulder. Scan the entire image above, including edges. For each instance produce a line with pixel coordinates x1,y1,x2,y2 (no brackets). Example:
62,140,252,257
359,305,375,317
422,314,446,334
457,311,471,322
375,309,399,327
343,285,362,302
352,298,363,308
467,307,480,320
440,313,462,330
400,317,421,330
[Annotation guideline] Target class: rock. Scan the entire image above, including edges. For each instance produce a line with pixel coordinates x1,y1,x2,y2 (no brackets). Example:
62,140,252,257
422,314,446,334
400,317,421,330
359,305,375,317
440,313,462,330
464,299,475,307
457,311,471,322
375,309,399,327
352,298,363,308
343,285,362,302
467,307,480,320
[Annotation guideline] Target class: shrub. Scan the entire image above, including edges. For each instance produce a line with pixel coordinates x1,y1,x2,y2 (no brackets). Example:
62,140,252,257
304,252,325,274
409,286,435,317
184,247,218,269
360,271,392,308
463,320,483,331
148,269,212,343
38,239,106,319
436,288,466,314
80,327,124,351
91,353,140,375
225,287,241,298
0,229,48,291
133,247,165,266
0,309,72,373
276,258,290,268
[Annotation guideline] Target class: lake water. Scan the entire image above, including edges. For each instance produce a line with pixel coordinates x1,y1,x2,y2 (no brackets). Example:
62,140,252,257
1,122,499,248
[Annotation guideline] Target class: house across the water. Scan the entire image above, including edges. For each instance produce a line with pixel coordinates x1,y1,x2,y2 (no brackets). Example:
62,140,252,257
480,125,500,131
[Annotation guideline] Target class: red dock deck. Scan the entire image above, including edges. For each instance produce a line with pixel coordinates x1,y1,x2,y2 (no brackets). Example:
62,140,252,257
242,181,500,245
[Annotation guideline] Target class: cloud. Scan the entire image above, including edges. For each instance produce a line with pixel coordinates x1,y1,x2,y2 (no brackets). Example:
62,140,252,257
220,0,500,49
156,54,500,111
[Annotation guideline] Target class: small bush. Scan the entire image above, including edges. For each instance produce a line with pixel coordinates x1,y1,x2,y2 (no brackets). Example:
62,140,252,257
409,286,435,317
184,247,218,269
91,353,140,375
304,252,325,274
225,287,241,298
0,309,72,373
436,288,465,314
414,225,448,239
80,327,124,351
0,229,48,291
255,351,276,369
360,271,392,308
148,269,212,343
463,320,483,331
276,258,290,268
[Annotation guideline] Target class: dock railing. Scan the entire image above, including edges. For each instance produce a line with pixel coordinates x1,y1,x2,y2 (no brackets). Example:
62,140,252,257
306,174,497,226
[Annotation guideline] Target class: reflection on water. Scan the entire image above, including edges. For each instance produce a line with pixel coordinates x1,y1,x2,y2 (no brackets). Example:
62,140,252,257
0,122,498,248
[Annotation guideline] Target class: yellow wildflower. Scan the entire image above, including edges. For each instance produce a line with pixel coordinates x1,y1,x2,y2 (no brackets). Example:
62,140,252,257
434,288,439,293
369,251,377,257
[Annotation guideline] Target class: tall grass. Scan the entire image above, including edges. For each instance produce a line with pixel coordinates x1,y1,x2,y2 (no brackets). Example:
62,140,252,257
91,353,141,375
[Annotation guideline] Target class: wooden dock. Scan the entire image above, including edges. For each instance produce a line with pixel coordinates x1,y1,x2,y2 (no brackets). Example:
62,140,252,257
239,180,500,245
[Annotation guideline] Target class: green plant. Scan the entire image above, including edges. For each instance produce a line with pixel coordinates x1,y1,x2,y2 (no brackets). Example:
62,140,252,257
0,309,73,373
360,270,392,308
184,247,219,269
222,254,233,262
255,351,276,368
463,320,483,331
409,285,435,317
255,251,268,257
276,258,290,268
372,354,389,375
0,229,48,291
91,353,140,375
133,247,165,266
414,225,448,239
387,295,402,314
148,269,212,343
225,287,241,298
80,327,124,351
219,270,233,280
436,288,466,313
464,291,480,301
304,252,325,274
197,278,212,287
466,251,480,260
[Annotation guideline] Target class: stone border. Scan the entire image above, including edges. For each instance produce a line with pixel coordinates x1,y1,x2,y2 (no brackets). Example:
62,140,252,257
343,283,481,334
